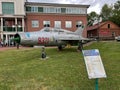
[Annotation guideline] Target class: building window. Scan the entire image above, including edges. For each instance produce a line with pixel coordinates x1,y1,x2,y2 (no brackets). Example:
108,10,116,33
32,20,39,28
65,21,72,28
61,8,66,13
112,32,115,37
108,24,110,28
26,6,31,12
26,6,87,14
43,7,61,13
54,21,61,28
66,8,86,14
43,21,50,27
80,8,86,14
31,6,38,12
2,2,14,14
76,21,83,27
38,7,43,12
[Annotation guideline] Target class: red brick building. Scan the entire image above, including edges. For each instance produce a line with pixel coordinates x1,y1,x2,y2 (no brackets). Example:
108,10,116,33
87,21,120,40
25,2,89,37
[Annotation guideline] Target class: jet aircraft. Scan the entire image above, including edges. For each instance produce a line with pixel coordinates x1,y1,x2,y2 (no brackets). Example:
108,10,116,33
13,26,89,50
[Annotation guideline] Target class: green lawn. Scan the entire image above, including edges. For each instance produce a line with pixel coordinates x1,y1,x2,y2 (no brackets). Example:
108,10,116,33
0,41,120,90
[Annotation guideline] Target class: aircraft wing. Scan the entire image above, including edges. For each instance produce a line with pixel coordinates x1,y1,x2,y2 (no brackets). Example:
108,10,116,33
58,37,79,40
58,35,89,41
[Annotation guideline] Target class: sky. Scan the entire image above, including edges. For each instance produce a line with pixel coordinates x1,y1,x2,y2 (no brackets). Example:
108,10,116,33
28,0,118,14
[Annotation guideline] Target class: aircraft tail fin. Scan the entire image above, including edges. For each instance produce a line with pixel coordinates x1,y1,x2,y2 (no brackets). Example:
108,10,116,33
74,25,84,36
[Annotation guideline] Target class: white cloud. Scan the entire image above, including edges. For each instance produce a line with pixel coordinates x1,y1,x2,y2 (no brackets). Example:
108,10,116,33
87,3,101,14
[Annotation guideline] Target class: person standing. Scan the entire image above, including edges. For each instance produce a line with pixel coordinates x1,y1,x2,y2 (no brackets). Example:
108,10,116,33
0,40,3,47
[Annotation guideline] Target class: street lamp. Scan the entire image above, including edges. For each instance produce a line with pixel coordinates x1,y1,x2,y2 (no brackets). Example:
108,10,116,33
13,24,21,32
12,25,15,32
18,25,21,32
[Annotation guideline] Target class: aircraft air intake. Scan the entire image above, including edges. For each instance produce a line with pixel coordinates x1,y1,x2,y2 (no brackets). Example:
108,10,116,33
13,33,21,44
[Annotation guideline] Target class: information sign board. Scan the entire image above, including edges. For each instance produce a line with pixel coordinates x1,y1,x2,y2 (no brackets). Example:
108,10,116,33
82,49,107,79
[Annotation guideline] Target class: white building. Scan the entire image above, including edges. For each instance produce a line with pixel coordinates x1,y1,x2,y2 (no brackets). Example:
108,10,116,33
0,0,27,45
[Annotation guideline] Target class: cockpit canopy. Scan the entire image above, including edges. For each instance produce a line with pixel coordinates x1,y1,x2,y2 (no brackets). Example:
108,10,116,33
40,27,66,32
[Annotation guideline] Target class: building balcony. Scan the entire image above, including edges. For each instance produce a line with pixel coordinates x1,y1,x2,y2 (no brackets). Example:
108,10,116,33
3,26,23,32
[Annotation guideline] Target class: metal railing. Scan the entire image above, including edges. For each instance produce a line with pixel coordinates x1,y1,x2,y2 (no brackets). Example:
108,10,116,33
3,26,23,32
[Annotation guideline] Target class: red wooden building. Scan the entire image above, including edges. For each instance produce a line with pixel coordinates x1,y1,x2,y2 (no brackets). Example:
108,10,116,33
87,21,120,40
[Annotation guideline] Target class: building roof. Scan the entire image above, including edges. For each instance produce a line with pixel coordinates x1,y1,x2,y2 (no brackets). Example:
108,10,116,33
25,2,90,8
86,21,120,31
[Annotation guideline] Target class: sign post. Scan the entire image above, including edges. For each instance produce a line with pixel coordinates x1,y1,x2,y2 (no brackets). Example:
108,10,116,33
82,49,107,90
95,78,98,90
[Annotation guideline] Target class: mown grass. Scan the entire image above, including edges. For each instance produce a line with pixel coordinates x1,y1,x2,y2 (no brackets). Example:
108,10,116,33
0,41,120,90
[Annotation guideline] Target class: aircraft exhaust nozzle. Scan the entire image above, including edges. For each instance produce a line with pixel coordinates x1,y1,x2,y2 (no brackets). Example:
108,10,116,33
13,33,21,44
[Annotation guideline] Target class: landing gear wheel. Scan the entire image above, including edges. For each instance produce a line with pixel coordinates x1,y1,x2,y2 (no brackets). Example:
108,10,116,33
77,41,83,52
58,45,62,51
17,43,19,49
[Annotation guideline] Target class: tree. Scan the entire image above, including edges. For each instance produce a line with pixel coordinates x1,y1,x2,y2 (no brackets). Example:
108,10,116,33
87,11,99,26
109,0,120,26
100,4,113,21
87,1,120,26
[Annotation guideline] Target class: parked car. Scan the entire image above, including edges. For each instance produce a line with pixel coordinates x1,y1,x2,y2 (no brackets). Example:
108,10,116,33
115,36,120,41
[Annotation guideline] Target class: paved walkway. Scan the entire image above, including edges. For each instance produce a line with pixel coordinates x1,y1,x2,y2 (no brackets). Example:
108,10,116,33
0,47,18,51
0,46,32,51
